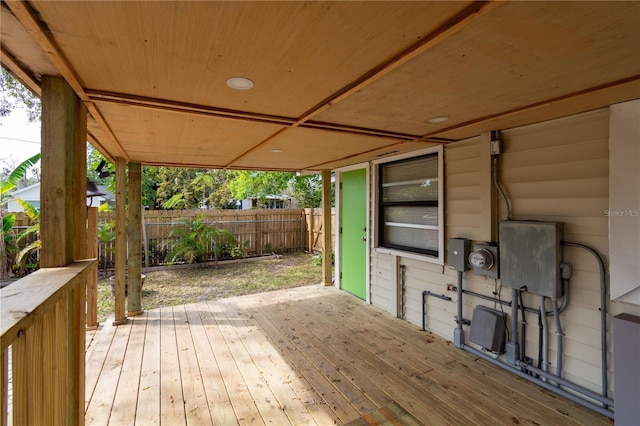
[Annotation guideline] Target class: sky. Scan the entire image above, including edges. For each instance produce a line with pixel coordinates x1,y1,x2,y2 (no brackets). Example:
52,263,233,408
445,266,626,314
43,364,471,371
0,108,42,168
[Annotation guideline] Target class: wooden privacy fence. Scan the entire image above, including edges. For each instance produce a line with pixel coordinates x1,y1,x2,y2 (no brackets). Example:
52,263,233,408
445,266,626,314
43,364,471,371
97,208,334,269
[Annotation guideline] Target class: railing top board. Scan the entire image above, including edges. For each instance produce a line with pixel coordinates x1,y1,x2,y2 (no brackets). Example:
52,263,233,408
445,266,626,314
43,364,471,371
0,260,96,348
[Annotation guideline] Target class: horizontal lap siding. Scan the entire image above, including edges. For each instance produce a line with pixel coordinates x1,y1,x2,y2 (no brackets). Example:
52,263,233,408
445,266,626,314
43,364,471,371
368,108,640,399
501,109,621,395
369,253,395,315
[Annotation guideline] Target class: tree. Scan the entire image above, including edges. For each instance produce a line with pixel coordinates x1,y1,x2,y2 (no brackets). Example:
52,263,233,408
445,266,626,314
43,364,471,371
228,171,330,208
0,67,40,123
157,168,237,210
228,171,294,207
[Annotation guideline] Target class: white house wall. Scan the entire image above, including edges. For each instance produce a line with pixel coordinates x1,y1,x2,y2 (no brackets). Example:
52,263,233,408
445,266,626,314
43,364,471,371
368,107,640,399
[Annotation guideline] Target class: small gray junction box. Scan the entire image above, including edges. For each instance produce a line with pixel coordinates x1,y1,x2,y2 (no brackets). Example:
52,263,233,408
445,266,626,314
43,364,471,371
448,238,470,272
499,221,563,298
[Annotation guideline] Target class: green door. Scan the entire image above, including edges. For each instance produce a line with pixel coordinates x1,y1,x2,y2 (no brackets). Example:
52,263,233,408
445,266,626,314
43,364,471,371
341,169,367,300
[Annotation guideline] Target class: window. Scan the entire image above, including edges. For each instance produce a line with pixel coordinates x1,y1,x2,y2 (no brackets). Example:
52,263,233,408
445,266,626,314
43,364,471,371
377,153,440,257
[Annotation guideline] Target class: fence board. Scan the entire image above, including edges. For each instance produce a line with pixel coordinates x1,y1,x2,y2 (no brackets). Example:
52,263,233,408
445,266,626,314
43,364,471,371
7,209,336,271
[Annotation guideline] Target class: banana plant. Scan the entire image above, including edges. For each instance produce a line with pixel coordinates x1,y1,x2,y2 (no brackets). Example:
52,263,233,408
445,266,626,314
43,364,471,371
0,153,40,279
14,199,40,276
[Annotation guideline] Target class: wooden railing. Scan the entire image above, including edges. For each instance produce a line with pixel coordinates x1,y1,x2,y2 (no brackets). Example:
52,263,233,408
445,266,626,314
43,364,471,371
0,260,96,426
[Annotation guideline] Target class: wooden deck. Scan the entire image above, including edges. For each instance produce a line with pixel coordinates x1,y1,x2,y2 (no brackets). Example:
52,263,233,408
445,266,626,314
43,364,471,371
85,285,612,425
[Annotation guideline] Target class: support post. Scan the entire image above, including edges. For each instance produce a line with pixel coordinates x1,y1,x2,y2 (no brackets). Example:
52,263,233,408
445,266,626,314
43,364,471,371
86,206,98,329
127,162,143,315
321,170,332,286
113,157,127,325
39,75,87,426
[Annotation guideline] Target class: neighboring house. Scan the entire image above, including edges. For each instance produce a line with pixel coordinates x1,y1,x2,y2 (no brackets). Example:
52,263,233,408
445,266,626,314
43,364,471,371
6,183,41,212
239,196,297,210
6,182,115,212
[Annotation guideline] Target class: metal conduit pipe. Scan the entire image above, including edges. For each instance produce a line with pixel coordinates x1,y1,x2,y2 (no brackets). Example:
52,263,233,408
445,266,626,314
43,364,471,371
540,297,549,378
461,344,614,419
422,290,452,331
460,286,569,316
552,299,563,381
515,360,614,408
509,288,519,362
562,241,608,404
519,291,527,362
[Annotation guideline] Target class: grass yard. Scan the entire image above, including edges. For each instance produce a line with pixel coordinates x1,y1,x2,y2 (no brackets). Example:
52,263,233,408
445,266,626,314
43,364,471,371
97,252,326,322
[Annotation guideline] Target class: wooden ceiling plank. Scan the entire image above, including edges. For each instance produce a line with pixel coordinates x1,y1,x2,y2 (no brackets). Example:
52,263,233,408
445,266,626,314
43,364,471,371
423,74,640,140
4,0,128,160
294,0,504,125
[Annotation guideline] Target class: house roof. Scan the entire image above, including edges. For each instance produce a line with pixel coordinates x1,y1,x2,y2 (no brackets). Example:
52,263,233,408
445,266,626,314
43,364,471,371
6,182,40,199
2,1,639,172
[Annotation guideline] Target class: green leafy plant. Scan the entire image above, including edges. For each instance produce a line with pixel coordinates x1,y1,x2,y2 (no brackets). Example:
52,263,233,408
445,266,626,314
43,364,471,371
0,153,41,279
14,199,41,277
166,214,236,265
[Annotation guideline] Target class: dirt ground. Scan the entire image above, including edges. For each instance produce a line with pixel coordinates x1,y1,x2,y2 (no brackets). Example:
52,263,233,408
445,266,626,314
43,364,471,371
97,252,326,322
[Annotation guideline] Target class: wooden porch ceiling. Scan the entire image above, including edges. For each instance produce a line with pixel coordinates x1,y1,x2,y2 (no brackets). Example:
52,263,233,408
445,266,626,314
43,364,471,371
84,285,612,425
2,1,639,172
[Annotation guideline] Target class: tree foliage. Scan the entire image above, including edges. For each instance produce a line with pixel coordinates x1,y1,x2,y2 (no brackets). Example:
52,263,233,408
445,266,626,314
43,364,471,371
229,171,329,208
0,67,41,123
156,168,237,210
0,154,41,279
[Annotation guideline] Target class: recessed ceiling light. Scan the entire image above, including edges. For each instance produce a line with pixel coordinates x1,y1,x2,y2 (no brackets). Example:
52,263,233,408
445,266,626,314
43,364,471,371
226,77,254,90
271,149,283,153
427,116,449,124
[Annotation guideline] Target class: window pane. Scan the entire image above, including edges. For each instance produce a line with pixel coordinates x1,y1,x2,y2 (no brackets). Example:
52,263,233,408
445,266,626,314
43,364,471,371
382,155,437,184
384,206,438,227
383,226,438,252
382,179,438,202
378,152,440,256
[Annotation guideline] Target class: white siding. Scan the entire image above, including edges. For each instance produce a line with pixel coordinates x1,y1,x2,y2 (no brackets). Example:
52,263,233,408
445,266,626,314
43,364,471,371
367,107,640,399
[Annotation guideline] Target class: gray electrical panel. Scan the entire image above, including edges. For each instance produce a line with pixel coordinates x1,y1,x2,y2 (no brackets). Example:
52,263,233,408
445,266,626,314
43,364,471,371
499,221,564,298
448,238,470,272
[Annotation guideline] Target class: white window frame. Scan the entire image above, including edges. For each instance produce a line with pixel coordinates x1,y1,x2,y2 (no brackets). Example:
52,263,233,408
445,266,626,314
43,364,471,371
372,146,444,265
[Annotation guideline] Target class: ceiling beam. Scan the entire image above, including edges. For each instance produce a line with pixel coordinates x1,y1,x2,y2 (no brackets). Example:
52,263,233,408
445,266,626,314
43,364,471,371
0,46,41,97
293,0,504,126
4,0,128,160
87,90,296,126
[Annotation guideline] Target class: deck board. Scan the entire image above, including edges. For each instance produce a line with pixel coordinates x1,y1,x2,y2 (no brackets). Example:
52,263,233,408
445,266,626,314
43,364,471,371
85,284,613,425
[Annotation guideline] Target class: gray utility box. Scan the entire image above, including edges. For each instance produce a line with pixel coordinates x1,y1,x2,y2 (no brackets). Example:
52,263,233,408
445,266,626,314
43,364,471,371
469,305,506,353
499,221,564,298
448,238,471,272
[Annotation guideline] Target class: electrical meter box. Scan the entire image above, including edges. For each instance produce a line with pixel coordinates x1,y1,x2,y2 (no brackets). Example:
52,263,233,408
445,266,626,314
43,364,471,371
499,221,563,298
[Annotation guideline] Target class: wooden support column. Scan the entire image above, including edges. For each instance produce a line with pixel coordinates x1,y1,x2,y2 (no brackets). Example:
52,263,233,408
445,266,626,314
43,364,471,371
40,76,87,268
113,157,127,325
39,75,87,426
127,162,143,316
321,170,332,286
86,206,98,329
